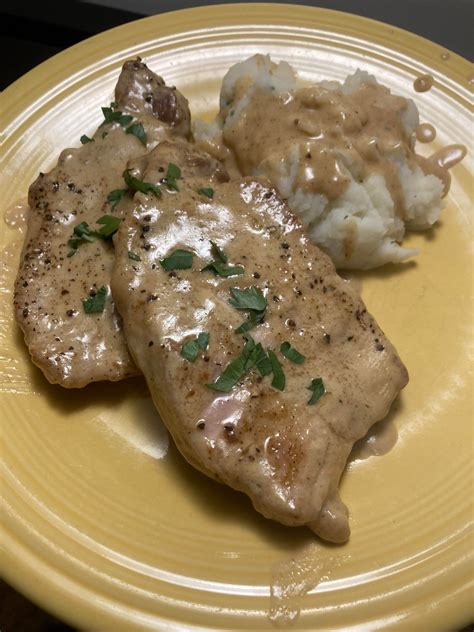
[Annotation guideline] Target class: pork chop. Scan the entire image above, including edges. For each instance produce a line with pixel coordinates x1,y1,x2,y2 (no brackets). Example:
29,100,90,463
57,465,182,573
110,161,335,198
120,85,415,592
14,59,191,387
111,143,408,542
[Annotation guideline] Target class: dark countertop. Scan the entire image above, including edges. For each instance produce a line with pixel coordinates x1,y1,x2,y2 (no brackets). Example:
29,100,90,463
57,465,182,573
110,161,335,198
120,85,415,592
1,1,472,630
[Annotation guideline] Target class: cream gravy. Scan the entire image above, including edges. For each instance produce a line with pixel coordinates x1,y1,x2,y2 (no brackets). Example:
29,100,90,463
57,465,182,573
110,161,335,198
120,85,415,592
413,74,434,92
416,123,436,143
4,198,29,230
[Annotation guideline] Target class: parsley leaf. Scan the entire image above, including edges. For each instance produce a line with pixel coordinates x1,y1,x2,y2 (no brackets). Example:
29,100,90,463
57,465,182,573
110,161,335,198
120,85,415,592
96,215,121,238
280,341,306,364
159,249,193,271
198,187,214,199
73,221,96,242
125,122,147,146
229,286,267,334
234,309,265,334
123,169,161,197
202,261,244,277
107,188,127,209
162,163,181,191
307,378,326,405
211,241,227,263
181,332,210,362
82,286,108,314
128,251,141,261
268,350,285,391
67,221,98,255
80,135,94,144
100,106,133,128
207,335,256,392
229,286,267,312
253,343,272,376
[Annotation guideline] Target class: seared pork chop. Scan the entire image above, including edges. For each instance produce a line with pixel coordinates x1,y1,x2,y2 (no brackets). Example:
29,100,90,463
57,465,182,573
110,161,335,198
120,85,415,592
111,144,408,542
14,60,191,387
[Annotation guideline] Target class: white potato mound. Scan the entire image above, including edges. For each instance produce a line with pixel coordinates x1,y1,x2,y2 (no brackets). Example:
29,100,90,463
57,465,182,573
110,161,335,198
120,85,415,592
194,55,445,269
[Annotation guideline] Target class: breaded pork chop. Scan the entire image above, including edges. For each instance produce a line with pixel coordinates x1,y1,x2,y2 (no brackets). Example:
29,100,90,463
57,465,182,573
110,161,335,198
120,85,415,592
111,144,408,542
14,60,191,387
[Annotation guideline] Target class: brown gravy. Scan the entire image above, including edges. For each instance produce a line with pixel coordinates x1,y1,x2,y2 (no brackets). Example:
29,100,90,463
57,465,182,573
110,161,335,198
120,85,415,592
413,74,434,93
222,71,466,224
416,123,436,143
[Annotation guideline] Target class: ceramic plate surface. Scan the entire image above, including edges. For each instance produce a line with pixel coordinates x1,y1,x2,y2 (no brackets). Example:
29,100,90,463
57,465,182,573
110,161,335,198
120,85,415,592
1,4,472,630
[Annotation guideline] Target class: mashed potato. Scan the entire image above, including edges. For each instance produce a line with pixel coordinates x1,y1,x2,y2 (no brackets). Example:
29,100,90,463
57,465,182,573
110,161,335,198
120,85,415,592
194,55,445,269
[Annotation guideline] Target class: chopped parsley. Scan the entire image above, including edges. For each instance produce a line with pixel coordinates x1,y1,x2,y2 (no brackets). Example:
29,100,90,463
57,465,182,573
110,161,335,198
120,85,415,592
234,309,265,334
128,251,141,261
67,221,97,255
210,241,227,263
229,286,267,312
198,187,214,199
82,286,108,314
100,105,133,128
206,335,257,392
96,215,121,238
229,286,267,333
181,332,209,362
162,163,181,191
123,169,161,197
201,241,244,277
254,343,272,376
280,341,305,364
107,188,127,209
268,350,285,391
202,261,244,277
125,122,147,146
80,134,94,144
159,249,193,271
307,377,326,405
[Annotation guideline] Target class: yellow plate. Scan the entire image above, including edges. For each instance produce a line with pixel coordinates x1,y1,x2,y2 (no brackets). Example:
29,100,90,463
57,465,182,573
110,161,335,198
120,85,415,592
1,4,472,630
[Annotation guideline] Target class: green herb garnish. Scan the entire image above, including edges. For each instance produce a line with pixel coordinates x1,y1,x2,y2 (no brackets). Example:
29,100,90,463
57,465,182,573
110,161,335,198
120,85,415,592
159,249,193,271
161,162,181,191
96,215,121,238
234,309,265,334
107,188,127,209
123,169,161,197
128,251,141,261
125,122,147,146
181,332,209,362
67,221,97,256
100,106,133,128
82,286,108,314
207,335,256,392
254,343,272,376
268,350,285,391
198,187,214,199
210,241,227,263
229,286,267,312
229,286,267,333
202,261,245,277
307,377,326,405
280,341,306,364
73,221,96,242
80,134,94,144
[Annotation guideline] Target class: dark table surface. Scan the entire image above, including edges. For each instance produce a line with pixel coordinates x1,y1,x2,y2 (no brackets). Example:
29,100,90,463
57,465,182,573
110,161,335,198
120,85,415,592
1,1,472,630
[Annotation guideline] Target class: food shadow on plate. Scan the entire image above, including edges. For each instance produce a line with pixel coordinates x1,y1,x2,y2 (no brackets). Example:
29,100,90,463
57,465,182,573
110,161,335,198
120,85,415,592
163,438,316,552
